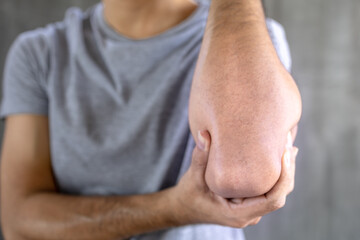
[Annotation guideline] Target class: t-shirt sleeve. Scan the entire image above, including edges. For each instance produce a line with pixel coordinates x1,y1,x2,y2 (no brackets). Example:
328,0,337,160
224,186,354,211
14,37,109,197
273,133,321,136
0,33,49,120
266,18,292,72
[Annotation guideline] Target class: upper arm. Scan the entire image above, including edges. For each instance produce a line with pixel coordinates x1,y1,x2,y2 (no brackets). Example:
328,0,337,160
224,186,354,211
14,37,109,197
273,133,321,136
0,30,53,232
0,114,56,235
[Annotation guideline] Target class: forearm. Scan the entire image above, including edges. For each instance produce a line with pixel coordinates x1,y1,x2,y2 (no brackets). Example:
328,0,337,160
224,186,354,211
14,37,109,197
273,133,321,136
9,189,178,240
189,0,301,198
201,0,287,84
202,0,276,64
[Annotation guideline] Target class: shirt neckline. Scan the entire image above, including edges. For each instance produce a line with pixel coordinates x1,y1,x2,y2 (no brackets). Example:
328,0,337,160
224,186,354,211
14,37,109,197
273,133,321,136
94,2,208,43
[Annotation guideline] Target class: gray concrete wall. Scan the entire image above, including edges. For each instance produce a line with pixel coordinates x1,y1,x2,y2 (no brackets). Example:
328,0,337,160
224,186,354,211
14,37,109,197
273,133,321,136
245,0,360,240
0,0,359,240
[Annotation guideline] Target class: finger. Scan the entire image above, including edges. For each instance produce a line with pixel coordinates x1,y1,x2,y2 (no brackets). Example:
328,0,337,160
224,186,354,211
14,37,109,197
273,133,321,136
190,147,208,174
287,146,298,194
293,146,299,158
249,217,262,226
242,217,262,228
231,146,298,217
263,148,293,210
228,193,270,219
196,130,211,152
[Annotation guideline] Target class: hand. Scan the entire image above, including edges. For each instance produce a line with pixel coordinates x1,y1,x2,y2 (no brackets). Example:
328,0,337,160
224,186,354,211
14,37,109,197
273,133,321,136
169,130,298,228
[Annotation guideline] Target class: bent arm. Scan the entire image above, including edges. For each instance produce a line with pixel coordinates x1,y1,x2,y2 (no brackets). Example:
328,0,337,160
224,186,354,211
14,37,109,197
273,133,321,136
189,0,301,198
0,115,299,239
0,115,178,240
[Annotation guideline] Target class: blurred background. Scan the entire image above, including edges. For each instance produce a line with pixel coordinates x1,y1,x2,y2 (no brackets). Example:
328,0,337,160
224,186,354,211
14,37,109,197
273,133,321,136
0,0,359,239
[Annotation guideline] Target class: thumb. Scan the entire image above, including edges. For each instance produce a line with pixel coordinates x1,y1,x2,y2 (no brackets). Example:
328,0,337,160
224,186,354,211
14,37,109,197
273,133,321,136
191,130,211,172
196,130,210,152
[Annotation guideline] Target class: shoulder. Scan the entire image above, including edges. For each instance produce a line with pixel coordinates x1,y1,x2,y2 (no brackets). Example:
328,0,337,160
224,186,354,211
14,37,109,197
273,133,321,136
7,4,99,79
10,4,97,60
9,25,56,71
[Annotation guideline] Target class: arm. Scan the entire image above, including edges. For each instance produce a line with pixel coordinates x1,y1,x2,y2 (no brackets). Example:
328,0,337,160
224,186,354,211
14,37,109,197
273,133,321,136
0,115,178,240
1,115,297,239
189,0,302,198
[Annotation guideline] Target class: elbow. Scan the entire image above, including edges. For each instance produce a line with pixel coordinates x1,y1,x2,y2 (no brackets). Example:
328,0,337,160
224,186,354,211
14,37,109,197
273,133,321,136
204,135,282,198
188,61,300,199
205,162,281,199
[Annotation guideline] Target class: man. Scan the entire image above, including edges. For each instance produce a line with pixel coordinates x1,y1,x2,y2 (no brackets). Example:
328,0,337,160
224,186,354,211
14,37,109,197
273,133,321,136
0,0,301,239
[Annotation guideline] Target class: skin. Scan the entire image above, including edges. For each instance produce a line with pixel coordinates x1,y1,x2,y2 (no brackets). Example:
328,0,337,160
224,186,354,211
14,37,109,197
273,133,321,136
188,0,302,198
103,0,198,39
0,0,300,239
0,115,297,240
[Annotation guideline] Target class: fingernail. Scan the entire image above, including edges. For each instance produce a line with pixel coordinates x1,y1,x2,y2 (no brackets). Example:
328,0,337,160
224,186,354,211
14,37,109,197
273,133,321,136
294,147,299,157
197,131,206,151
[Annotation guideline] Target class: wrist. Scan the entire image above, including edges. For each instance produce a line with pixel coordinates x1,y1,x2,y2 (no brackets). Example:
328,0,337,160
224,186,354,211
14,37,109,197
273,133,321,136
163,186,195,227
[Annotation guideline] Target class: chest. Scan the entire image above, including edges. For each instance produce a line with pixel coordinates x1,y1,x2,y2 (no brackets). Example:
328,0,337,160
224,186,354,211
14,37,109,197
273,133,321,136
45,48,197,194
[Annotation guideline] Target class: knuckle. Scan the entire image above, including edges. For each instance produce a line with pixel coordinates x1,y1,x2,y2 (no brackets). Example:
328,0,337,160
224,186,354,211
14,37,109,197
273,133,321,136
270,197,286,210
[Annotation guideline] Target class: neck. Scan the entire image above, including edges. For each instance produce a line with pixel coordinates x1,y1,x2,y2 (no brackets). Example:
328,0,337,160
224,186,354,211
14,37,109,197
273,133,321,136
102,0,197,39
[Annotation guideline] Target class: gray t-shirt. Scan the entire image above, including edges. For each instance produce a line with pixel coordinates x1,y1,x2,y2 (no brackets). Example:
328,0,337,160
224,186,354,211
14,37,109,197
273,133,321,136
0,2,291,239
